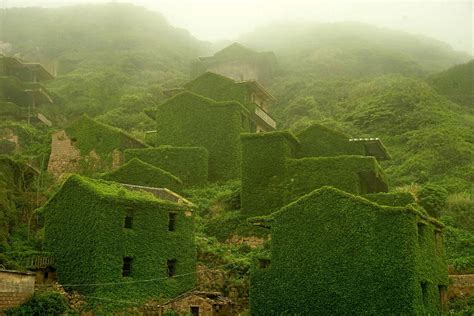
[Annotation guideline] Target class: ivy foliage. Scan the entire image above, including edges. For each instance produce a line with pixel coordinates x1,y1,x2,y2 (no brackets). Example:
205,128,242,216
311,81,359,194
417,184,448,218
153,92,249,182
5,291,70,316
428,60,474,110
125,146,208,187
100,158,183,193
64,115,147,165
43,175,196,306
250,186,448,315
241,130,387,215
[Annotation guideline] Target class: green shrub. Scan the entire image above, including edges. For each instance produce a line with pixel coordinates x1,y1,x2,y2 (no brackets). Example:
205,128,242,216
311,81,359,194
418,184,448,217
5,291,69,316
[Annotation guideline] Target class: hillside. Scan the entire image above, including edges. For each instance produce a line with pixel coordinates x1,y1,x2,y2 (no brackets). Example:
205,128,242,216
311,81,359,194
429,60,474,111
240,22,471,77
0,4,207,124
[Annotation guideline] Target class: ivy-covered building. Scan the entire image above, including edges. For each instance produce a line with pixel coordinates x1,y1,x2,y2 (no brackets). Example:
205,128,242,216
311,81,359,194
47,115,147,178
0,55,54,126
241,124,390,215
100,158,184,193
163,72,276,132
250,187,448,314
43,175,196,302
191,42,277,84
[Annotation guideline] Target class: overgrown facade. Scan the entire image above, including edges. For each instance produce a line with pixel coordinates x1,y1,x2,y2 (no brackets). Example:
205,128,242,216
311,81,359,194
0,55,54,126
241,124,389,215
191,42,277,84
47,115,147,178
250,187,448,314
43,175,196,303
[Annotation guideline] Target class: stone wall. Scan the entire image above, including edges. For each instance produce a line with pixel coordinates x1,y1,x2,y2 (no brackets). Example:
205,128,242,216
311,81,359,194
449,274,474,302
47,130,81,178
0,270,35,310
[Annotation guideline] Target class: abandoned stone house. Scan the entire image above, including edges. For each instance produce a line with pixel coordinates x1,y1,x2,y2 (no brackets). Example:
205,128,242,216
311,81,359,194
162,291,235,316
163,71,277,132
241,124,391,214
42,174,196,302
0,55,54,126
0,270,36,311
147,71,277,183
249,186,448,314
191,42,277,84
47,115,147,178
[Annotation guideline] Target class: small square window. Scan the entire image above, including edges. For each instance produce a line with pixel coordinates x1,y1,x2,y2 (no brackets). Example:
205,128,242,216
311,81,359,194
122,257,133,277
124,210,133,229
167,259,177,277
258,259,271,269
168,213,177,231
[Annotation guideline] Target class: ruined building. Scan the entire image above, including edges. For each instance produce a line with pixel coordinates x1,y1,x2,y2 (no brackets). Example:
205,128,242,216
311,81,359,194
191,42,277,84
241,124,390,214
146,71,276,183
47,115,147,178
43,175,196,303
0,55,54,126
250,187,448,314
244,124,448,314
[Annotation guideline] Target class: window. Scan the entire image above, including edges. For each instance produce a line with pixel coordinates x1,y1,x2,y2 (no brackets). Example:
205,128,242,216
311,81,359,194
124,210,133,229
190,306,199,316
122,257,133,277
435,230,443,252
421,282,428,307
417,223,426,243
259,259,271,269
168,213,177,231
167,259,176,277
438,285,447,310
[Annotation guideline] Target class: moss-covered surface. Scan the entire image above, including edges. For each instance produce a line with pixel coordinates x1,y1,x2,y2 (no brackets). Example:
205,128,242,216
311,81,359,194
184,72,251,108
100,158,183,192
363,191,415,207
65,115,147,160
154,92,249,182
250,186,448,315
124,146,208,187
295,123,365,158
241,131,388,215
240,131,298,214
43,175,196,307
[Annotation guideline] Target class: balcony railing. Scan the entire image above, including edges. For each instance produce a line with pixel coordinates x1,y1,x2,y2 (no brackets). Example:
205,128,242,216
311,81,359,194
254,106,276,129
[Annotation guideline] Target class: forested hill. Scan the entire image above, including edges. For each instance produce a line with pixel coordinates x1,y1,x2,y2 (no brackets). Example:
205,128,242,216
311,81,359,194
240,22,471,77
0,4,208,122
429,60,474,111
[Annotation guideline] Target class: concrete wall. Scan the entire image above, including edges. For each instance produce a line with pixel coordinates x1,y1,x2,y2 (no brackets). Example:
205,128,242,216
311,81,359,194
0,270,35,310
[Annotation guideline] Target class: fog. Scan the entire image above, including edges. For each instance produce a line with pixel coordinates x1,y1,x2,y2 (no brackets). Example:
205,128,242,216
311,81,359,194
2,0,472,54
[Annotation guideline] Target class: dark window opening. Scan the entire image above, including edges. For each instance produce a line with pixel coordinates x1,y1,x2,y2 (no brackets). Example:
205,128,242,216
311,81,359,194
168,213,177,231
438,285,447,310
190,306,199,316
124,210,133,229
122,257,132,277
435,231,443,252
417,223,426,243
167,259,176,277
421,282,428,307
43,270,49,279
259,259,271,269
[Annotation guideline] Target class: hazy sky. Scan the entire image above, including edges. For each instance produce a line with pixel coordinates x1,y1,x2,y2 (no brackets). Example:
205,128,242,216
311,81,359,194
2,0,473,54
